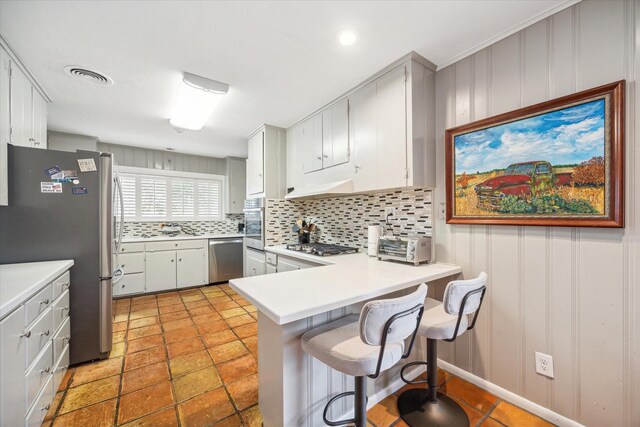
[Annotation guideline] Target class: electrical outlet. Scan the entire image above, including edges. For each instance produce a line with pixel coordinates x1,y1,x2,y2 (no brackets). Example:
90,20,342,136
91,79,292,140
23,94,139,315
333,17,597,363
535,351,554,378
385,207,396,218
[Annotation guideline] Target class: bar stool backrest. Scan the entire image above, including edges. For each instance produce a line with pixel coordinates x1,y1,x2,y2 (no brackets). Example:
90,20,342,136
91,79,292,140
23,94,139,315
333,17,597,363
359,284,427,346
442,272,487,316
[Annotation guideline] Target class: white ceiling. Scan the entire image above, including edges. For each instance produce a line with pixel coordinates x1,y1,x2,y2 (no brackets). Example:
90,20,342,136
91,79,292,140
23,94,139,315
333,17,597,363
0,0,576,159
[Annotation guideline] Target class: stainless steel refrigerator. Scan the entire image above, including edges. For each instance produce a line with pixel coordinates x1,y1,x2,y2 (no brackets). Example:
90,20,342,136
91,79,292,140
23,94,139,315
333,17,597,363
0,145,121,364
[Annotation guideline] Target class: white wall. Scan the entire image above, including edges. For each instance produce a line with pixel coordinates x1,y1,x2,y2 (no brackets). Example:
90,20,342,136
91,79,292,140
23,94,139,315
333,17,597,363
434,1,639,425
47,130,98,152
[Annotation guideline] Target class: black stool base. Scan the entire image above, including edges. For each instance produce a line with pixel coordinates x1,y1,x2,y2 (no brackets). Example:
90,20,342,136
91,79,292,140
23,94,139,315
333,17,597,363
397,388,469,427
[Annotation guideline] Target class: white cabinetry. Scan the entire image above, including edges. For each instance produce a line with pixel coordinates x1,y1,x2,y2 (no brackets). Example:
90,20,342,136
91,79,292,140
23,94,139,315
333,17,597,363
145,250,177,293
244,247,266,277
144,240,208,293
226,157,246,214
302,114,323,173
0,39,50,206
0,46,10,206
275,253,322,271
246,131,264,196
0,269,71,427
246,125,287,198
286,53,435,195
114,243,146,296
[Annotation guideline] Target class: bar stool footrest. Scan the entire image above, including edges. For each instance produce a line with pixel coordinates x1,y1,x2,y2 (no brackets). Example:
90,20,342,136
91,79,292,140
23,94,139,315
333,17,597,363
323,391,369,426
400,361,429,384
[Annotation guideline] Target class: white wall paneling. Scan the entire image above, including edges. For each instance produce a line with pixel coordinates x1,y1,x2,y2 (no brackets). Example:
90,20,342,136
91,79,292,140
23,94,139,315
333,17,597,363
434,1,639,425
98,142,226,175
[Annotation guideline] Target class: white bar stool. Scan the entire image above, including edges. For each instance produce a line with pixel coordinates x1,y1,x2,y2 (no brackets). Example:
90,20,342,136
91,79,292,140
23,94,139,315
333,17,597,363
301,284,428,427
397,272,487,427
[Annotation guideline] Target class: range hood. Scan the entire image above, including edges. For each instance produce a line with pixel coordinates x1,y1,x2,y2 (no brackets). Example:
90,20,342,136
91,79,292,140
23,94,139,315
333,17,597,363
285,179,354,200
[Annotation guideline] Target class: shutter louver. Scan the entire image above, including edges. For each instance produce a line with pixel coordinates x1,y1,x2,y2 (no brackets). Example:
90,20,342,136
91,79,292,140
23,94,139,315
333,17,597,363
171,180,195,217
140,177,167,218
119,176,137,219
198,180,222,219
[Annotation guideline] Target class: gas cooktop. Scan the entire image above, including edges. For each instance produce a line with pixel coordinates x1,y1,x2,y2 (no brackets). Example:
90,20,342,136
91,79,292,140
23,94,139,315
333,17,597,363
285,242,359,257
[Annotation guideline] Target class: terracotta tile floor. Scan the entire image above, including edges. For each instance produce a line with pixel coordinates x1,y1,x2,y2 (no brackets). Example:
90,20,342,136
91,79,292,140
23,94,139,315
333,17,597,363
42,284,554,427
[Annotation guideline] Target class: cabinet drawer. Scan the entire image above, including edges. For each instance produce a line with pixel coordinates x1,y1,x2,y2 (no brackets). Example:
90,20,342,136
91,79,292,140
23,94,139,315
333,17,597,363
113,273,145,296
118,252,145,274
25,309,53,367
52,271,71,300
266,252,278,266
119,242,145,253
25,284,53,327
146,239,206,252
52,316,71,363
52,290,70,332
25,341,53,412
25,374,53,427
52,343,70,394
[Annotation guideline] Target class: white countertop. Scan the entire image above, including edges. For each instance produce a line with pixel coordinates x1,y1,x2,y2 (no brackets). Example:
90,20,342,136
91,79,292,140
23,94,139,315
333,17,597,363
122,233,245,243
230,246,461,325
0,260,74,320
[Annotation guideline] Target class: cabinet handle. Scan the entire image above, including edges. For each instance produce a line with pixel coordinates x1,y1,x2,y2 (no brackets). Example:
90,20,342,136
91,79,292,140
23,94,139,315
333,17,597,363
39,299,50,305
40,404,51,412
34,141,40,146
316,156,322,160
62,336,70,342
179,258,182,262
29,137,35,142
40,367,51,373
40,330,50,337
62,282,70,289
175,243,178,247
355,165,361,172
323,155,328,158
61,306,69,312
171,259,174,262
20,331,31,338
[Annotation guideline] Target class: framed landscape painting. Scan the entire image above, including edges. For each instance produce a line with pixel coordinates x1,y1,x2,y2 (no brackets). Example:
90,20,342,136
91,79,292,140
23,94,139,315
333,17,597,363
445,80,624,227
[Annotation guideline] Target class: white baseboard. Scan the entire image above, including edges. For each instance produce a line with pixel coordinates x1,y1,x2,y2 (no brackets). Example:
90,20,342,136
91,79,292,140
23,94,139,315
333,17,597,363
438,359,584,427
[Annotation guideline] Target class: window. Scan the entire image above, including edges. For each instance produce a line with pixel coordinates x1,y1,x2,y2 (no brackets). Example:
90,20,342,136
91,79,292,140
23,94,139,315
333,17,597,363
116,167,225,221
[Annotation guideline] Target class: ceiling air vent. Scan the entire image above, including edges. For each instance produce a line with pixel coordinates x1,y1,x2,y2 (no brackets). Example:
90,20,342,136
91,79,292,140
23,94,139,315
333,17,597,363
64,66,113,86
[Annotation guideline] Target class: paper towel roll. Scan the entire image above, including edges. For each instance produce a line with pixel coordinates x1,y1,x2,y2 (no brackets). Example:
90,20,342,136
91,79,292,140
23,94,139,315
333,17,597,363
368,225,382,256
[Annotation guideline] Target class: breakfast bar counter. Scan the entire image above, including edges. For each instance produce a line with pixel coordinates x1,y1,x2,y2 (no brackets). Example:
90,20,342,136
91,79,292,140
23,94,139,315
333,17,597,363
230,248,461,427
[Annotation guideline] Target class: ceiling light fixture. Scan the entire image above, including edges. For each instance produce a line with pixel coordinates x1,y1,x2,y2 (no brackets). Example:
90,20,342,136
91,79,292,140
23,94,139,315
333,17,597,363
338,30,357,46
169,72,229,132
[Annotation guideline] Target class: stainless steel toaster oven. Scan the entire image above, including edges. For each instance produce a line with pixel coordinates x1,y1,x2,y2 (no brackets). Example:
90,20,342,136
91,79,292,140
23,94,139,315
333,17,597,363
377,236,431,266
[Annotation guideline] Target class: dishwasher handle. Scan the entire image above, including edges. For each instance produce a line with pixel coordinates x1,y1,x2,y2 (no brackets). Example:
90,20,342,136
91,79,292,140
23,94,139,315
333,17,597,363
209,239,244,246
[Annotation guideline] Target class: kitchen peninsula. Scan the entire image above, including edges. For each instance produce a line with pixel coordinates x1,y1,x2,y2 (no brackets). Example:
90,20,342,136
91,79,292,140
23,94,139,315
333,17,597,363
230,248,461,427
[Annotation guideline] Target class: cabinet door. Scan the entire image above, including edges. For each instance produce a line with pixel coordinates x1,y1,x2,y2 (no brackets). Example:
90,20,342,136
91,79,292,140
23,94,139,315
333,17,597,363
145,251,177,292
323,98,349,168
177,249,206,288
9,66,32,147
0,306,27,427
246,131,264,195
276,258,300,273
245,248,265,277
286,123,305,190
0,47,10,206
376,65,407,189
31,89,47,149
351,81,378,191
302,114,323,173
226,158,246,214
266,264,277,275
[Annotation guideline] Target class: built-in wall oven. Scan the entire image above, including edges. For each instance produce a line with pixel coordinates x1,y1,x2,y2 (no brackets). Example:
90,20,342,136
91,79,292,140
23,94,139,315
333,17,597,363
243,198,265,250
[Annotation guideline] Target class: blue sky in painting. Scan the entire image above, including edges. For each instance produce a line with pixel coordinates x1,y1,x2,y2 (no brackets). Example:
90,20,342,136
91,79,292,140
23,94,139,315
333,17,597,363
454,99,605,174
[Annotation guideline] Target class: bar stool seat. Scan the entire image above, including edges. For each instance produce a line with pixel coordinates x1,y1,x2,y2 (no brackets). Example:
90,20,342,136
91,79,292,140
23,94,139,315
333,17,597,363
302,314,405,377
301,284,428,427
418,298,468,340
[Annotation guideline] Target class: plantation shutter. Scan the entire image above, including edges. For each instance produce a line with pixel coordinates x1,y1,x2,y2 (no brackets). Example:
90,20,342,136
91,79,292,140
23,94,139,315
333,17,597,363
198,180,222,219
171,180,195,218
119,175,137,219
140,177,167,218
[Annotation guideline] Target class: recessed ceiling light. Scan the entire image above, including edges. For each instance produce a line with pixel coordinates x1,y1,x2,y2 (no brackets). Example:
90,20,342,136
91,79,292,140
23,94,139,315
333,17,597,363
338,30,357,46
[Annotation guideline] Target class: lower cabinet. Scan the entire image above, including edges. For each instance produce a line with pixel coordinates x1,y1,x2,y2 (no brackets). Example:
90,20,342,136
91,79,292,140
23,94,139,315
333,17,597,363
245,247,266,277
276,253,322,271
0,269,71,427
146,251,177,292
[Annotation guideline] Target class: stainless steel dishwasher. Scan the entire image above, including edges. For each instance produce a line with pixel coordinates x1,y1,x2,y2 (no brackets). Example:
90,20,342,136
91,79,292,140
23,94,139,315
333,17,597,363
209,238,243,283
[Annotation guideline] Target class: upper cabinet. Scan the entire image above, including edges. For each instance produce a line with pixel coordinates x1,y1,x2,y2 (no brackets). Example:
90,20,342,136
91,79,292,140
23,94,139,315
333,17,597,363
225,157,246,214
0,38,50,206
286,52,435,196
246,125,287,199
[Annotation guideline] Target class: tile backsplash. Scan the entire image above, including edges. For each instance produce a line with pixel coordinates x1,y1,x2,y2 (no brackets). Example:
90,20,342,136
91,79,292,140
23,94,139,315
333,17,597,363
122,214,243,237
266,188,432,248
